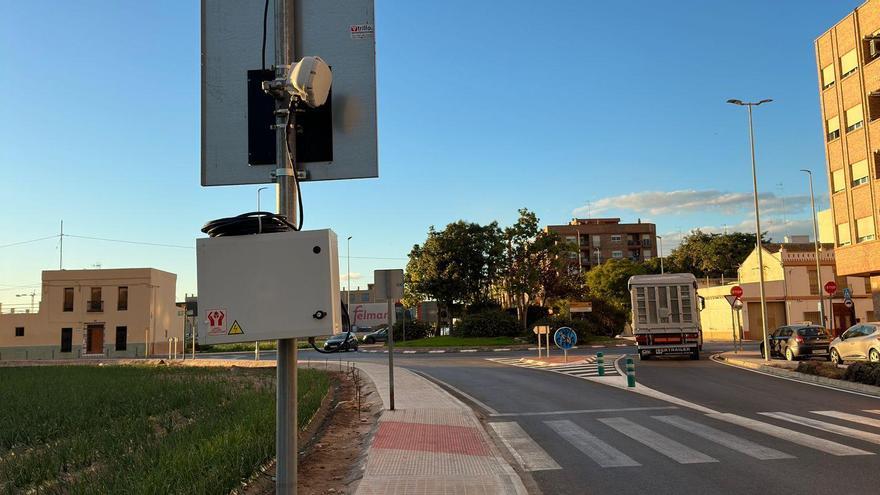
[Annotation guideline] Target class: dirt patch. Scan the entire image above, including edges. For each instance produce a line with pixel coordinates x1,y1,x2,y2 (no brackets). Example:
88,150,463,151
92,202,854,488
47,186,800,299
240,366,381,495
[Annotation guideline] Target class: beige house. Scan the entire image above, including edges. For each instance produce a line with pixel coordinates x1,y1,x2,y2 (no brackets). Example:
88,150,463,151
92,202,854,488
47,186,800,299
0,268,183,360
699,244,873,341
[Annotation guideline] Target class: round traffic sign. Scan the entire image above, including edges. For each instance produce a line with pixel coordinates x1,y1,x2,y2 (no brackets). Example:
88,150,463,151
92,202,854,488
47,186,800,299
824,281,838,295
730,285,743,298
554,327,577,350
845,299,854,308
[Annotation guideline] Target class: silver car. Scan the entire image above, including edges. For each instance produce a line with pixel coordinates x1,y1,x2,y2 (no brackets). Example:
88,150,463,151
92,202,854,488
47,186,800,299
829,323,880,364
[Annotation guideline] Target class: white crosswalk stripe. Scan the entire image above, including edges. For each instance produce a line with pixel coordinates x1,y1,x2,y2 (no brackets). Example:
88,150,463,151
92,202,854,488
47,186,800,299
864,410,880,416
759,411,880,446
544,419,640,468
811,410,880,429
598,417,718,464
490,421,561,471
487,356,621,377
708,413,874,456
652,415,793,460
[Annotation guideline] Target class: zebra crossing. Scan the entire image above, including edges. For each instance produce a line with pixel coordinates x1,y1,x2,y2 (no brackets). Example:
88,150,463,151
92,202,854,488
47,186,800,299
491,409,880,472
488,356,622,377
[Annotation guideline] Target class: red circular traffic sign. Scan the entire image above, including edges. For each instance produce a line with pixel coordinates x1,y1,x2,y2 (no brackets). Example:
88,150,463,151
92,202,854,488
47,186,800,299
730,286,743,298
824,281,838,295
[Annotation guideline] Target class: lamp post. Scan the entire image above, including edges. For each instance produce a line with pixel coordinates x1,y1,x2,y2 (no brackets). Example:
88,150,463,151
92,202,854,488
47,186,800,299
657,235,664,274
347,236,353,315
727,98,772,362
801,169,827,328
595,248,602,265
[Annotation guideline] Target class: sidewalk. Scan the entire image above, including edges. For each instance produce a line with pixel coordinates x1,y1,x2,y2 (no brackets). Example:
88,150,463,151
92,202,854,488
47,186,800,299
354,362,527,495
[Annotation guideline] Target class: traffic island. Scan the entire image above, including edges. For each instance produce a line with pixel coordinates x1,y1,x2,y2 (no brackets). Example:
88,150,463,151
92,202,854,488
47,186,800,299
715,351,880,398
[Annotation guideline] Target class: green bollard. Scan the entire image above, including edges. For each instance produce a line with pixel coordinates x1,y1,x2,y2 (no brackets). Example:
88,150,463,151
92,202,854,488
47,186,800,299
626,356,636,387
597,351,605,376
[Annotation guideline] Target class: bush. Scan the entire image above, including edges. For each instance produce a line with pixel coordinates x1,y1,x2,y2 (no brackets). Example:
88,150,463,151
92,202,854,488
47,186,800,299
391,318,432,341
453,309,520,338
844,362,880,386
531,315,597,342
795,361,846,380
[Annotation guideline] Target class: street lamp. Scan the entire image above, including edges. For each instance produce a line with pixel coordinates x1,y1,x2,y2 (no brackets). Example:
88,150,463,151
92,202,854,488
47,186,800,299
801,169,827,329
595,248,602,265
727,97,772,362
347,236,353,315
657,235,664,274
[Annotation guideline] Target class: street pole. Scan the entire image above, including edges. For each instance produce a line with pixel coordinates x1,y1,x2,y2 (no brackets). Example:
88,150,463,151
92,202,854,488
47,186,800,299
657,235,664,274
801,169,827,329
387,298,395,410
257,187,269,361
728,98,772,363
347,236,352,313
274,0,298,492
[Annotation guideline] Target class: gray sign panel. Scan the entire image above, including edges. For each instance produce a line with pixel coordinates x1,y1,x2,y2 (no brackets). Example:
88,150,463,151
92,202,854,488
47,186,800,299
201,0,377,186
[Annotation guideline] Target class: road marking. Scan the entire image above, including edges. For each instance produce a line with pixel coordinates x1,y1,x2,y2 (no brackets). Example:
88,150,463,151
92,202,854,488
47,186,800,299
402,350,416,354
490,406,678,418
544,419,640,468
760,411,880,445
460,349,477,352
408,369,499,415
490,422,562,471
812,410,880,429
428,350,445,353
494,348,512,352
591,345,603,348
865,410,880,415
707,413,873,456
652,415,793,460
598,417,717,464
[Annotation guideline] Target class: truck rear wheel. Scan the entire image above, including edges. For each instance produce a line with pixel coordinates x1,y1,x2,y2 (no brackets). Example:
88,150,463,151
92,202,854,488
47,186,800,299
690,348,700,360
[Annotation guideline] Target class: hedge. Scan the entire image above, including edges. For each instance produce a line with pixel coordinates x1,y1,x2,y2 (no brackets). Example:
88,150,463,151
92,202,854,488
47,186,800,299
843,362,880,386
453,309,520,338
392,319,431,341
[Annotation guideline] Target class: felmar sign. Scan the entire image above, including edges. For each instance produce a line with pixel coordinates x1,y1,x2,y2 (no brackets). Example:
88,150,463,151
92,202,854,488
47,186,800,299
351,303,389,329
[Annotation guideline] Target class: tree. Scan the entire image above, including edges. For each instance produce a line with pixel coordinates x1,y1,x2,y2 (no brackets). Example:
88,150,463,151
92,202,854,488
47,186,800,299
584,258,647,313
405,221,504,333
668,230,766,278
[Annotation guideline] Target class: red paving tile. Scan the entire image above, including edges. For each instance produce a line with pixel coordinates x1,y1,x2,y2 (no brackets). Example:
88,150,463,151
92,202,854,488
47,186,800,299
372,421,491,456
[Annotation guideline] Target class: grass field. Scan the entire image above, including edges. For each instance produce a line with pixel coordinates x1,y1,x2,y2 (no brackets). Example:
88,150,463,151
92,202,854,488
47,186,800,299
0,365,331,494
198,340,325,353
393,336,521,347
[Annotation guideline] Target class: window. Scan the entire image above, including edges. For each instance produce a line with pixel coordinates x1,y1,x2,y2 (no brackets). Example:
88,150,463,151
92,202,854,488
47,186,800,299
851,159,869,186
867,33,880,63
826,116,840,141
841,49,858,77
63,287,74,312
592,235,601,246
118,286,128,311
846,104,864,132
866,277,873,295
868,311,876,322
61,328,72,353
88,287,102,312
612,250,623,259
14,327,24,337
611,234,622,242
832,169,846,193
822,64,836,89
803,311,821,325
807,268,819,295
836,275,849,295
838,222,852,246
644,250,652,258
857,216,876,242
115,326,127,351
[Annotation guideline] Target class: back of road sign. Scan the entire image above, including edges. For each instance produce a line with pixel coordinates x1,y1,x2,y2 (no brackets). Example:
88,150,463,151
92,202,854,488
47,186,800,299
201,0,378,186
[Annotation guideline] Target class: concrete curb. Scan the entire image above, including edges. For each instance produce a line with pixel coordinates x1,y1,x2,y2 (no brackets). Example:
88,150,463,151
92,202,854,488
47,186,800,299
718,353,880,398
357,342,634,355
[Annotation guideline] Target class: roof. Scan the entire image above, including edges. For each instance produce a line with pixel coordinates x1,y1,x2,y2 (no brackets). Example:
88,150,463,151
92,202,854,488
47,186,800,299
761,243,834,254
628,273,697,285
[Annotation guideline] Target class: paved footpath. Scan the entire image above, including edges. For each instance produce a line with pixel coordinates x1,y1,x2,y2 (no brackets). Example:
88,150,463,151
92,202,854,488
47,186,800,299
354,362,527,495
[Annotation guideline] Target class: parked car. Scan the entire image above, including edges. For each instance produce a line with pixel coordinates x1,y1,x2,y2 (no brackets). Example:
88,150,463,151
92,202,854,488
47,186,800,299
362,327,388,344
323,332,358,352
829,323,880,364
760,324,831,361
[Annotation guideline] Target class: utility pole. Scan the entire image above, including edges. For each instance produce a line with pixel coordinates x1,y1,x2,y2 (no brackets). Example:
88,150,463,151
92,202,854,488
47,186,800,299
801,169,826,328
274,0,298,492
347,236,352,313
657,235,664,274
59,220,63,270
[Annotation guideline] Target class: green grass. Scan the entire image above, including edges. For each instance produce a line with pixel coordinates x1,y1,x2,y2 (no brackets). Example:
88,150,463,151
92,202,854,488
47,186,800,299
0,365,331,495
198,340,325,353
392,336,521,348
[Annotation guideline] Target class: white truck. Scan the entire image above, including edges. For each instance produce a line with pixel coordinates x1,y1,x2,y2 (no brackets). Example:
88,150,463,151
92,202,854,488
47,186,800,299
628,273,704,360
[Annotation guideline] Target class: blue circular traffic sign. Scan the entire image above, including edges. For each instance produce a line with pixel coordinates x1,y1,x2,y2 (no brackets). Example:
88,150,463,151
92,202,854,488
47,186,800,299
554,327,577,350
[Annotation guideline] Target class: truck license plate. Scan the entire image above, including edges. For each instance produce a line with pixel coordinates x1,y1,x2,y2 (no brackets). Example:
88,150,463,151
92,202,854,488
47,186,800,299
655,347,691,354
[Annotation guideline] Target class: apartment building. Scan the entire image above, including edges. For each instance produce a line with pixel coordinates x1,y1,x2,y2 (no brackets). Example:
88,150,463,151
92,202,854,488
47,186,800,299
815,1,880,317
545,218,657,272
0,268,183,360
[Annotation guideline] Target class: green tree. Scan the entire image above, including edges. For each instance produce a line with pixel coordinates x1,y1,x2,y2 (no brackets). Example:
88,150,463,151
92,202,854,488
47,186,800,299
668,230,766,278
584,258,647,313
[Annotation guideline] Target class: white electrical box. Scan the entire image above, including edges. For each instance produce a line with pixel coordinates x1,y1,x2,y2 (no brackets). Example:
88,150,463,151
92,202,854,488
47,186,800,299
197,229,341,343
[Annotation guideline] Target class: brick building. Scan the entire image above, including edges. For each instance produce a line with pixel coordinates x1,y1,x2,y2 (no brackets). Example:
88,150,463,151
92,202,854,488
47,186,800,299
545,218,657,273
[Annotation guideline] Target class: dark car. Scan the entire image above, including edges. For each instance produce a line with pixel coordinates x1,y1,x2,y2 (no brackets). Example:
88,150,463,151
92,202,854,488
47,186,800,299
323,332,358,352
760,324,831,361
362,327,388,344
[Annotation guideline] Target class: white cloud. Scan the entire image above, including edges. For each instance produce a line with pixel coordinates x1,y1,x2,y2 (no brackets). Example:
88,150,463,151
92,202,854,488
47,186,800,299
659,218,815,251
340,272,363,282
574,189,815,217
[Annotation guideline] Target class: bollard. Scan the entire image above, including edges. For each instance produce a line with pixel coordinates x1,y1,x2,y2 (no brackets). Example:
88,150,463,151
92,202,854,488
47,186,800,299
626,357,636,387
597,352,605,376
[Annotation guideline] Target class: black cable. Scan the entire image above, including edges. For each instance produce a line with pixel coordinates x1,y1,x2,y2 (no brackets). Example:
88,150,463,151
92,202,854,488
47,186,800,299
308,302,354,354
261,0,269,71
284,96,304,231
200,211,296,237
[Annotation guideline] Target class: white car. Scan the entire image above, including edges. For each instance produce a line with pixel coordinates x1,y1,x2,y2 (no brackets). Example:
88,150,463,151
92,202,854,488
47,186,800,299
829,323,880,364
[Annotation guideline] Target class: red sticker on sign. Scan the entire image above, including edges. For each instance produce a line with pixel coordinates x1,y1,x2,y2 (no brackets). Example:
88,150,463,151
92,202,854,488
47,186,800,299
207,309,227,336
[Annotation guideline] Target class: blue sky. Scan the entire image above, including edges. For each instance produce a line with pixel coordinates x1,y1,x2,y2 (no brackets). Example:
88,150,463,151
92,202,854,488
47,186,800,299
0,0,862,309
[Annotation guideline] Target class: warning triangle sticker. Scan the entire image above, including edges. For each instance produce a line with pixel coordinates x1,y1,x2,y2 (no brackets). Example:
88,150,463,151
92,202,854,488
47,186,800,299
228,320,244,335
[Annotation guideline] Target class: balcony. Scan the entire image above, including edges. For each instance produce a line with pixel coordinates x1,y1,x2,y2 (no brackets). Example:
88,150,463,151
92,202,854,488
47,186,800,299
87,300,104,313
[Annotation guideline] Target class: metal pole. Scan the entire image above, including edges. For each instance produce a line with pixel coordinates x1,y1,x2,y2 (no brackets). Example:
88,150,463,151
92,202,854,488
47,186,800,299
59,220,63,270
829,296,836,337
801,169,826,328
192,319,196,359
745,103,771,363
274,0,298,492
387,299,395,411
347,236,352,313
658,235,664,274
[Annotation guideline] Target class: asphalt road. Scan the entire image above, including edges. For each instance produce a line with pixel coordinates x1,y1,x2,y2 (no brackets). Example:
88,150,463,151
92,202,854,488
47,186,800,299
200,345,880,494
